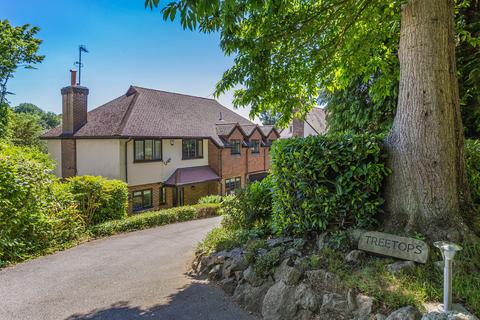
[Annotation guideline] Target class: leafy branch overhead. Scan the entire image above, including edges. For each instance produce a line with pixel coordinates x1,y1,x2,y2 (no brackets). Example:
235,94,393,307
145,0,401,127
0,20,44,103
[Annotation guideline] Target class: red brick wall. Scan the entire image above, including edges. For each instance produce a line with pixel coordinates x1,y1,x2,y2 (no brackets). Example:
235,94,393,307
247,129,266,174
221,128,248,186
61,139,76,178
208,140,221,175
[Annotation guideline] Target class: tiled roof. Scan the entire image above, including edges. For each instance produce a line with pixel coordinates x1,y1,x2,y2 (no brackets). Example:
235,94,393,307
42,86,254,146
259,125,276,137
306,107,327,134
164,166,220,186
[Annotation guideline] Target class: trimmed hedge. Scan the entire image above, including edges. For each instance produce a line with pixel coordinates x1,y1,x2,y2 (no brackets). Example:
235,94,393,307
270,133,390,235
65,176,128,226
90,203,220,237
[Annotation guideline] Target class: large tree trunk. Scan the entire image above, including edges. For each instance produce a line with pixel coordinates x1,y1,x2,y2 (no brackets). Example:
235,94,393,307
383,0,474,241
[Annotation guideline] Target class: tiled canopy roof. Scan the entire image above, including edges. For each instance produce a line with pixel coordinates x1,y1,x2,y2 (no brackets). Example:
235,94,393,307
164,166,220,186
42,86,254,146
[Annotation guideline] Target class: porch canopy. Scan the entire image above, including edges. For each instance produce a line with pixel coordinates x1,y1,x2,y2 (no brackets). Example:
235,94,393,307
164,166,220,186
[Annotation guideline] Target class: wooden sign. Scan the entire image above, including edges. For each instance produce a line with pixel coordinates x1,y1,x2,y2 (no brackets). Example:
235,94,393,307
358,231,429,264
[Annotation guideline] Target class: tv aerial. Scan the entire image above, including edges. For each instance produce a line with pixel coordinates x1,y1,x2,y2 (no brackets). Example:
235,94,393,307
74,45,89,85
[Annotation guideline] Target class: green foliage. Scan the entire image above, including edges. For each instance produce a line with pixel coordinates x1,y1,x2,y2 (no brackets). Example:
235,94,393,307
14,103,61,130
147,1,479,137
465,140,480,216
270,133,390,236
244,239,268,264
0,102,11,139
198,194,223,204
90,204,219,238
65,176,128,226
0,20,44,103
0,142,84,266
197,226,251,255
318,242,480,315
221,177,273,232
9,112,45,148
254,246,284,277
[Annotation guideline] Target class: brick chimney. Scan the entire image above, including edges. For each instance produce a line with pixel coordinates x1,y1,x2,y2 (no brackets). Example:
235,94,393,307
61,69,89,134
60,70,88,178
292,117,305,137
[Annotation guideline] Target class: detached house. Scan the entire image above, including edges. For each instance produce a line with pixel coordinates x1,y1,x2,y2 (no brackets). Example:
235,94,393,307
42,71,279,213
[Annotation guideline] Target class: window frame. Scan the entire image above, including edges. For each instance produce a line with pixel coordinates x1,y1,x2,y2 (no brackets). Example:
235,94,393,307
160,186,167,205
225,177,241,195
134,139,162,162
132,189,153,212
251,140,260,154
182,139,204,160
230,140,241,155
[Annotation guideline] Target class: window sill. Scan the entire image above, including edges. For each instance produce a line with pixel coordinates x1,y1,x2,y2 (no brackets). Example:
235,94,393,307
133,159,163,163
182,156,204,160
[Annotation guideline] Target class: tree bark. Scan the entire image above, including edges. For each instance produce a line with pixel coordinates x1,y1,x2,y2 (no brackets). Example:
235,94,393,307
383,0,474,241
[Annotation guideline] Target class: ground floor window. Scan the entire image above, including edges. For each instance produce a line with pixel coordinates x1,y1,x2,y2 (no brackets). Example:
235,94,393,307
178,187,184,206
160,186,167,205
225,177,241,195
132,189,153,212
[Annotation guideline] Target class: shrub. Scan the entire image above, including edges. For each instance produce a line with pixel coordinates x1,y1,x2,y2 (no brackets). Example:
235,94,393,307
465,140,480,205
65,176,128,225
197,226,251,255
198,195,223,204
90,204,219,237
0,143,84,265
192,203,221,218
221,176,273,232
270,133,390,236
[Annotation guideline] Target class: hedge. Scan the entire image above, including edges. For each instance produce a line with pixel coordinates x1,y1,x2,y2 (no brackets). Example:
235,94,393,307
65,176,128,226
270,133,390,235
0,143,84,266
90,203,220,237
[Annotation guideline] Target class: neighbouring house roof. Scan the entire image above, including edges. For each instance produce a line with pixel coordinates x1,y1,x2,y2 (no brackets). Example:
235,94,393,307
279,107,327,138
259,125,277,137
42,86,254,146
164,166,220,186
306,107,327,134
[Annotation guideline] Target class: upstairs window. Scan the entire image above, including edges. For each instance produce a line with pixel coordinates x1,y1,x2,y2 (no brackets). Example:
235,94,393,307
231,140,241,155
251,140,260,154
134,139,162,162
182,139,203,159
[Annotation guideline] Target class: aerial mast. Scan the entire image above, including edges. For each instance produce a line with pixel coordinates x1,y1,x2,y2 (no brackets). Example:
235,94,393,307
74,45,89,85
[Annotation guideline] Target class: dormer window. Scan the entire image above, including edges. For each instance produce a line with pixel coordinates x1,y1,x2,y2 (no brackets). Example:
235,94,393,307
231,140,241,155
251,140,260,154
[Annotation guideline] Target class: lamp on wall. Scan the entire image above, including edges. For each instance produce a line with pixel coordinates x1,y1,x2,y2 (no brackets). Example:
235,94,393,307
170,139,175,146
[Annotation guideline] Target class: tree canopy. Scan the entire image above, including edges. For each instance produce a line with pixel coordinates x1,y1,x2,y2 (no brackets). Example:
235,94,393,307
145,0,478,133
0,20,44,104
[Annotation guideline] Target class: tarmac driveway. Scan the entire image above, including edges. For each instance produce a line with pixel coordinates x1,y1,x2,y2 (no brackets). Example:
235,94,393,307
0,216,257,320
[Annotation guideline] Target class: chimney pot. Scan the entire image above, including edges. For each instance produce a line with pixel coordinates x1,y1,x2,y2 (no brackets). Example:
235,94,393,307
70,69,77,86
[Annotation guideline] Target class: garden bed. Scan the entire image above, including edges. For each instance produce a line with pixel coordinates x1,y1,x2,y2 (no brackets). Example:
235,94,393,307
193,229,479,319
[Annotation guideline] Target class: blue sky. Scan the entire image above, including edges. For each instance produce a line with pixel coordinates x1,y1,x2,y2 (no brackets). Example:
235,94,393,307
2,0,256,121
